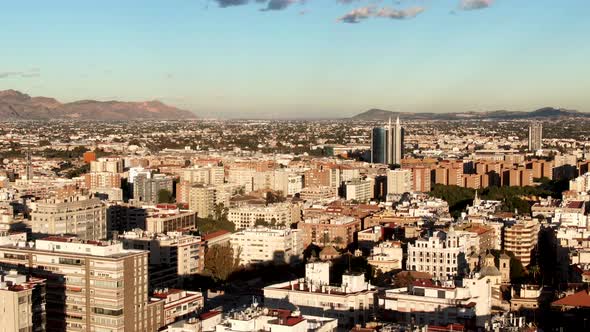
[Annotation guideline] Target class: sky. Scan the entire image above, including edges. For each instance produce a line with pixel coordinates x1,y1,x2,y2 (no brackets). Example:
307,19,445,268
1,0,589,119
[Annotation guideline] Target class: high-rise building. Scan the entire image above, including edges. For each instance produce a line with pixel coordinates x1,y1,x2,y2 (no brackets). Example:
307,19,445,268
370,127,387,164
371,117,404,165
0,271,46,332
0,236,165,331
503,218,540,266
528,122,543,151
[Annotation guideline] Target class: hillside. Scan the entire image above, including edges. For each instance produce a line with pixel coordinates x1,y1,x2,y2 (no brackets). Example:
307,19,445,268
0,90,197,120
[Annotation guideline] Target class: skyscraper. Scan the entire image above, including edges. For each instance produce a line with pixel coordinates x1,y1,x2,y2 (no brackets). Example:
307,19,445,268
371,117,404,165
528,122,543,151
370,127,387,164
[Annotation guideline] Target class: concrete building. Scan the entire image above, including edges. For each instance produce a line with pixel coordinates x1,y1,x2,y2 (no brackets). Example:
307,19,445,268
371,117,404,165
207,305,338,332
0,271,46,332
121,229,204,288
367,241,403,272
264,261,377,329
31,195,107,240
387,169,413,195
188,184,217,219
503,218,540,266
407,229,476,280
145,205,197,233
230,227,304,265
90,157,124,173
379,276,492,329
298,216,361,248
151,289,204,325
344,179,372,202
85,172,121,189
227,203,301,230
0,236,165,331
181,166,224,185
528,122,543,151
134,173,174,204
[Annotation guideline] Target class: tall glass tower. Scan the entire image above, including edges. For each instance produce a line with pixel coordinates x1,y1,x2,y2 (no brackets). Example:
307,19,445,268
371,117,404,165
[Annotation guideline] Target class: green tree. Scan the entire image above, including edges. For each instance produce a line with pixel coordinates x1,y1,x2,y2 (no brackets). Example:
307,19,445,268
204,244,241,282
157,189,174,203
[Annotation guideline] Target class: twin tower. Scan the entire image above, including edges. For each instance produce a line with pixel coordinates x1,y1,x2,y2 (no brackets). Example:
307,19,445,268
371,117,405,165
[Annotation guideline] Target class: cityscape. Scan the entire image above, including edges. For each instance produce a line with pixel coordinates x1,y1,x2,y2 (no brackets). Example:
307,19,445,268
2,1,590,332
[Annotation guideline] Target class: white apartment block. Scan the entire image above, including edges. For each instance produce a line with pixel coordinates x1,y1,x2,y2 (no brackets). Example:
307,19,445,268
344,179,372,202
227,203,300,230
408,229,476,280
380,276,492,328
231,227,303,265
367,241,403,272
31,195,107,241
387,169,413,195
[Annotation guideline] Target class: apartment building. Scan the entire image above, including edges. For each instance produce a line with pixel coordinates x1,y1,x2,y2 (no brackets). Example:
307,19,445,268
344,179,372,202
84,172,121,189
145,205,197,233
90,158,124,173
227,203,300,230
121,230,203,288
387,169,413,195
31,195,107,241
407,229,476,280
0,271,46,332
151,289,204,325
264,261,377,329
503,218,540,266
0,236,165,331
134,173,174,204
379,277,492,329
230,227,303,265
367,241,403,272
181,166,224,185
297,215,361,248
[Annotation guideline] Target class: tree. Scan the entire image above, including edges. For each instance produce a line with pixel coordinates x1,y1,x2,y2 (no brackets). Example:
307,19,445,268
157,189,174,203
204,244,241,282
333,236,344,245
255,218,269,227
393,272,416,288
266,191,286,205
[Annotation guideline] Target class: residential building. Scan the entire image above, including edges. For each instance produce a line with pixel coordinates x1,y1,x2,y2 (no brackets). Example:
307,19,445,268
121,229,204,288
31,195,107,240
230,227,304,265
528,122,543,151
227,203,300,230
151,289,204,325
503,218,540,266
298,215,361,248
134,173,174,204
0,271,46,332
344,179,372,202
264,261,377,329
387,169,412,195
0,236,165,331
407,229,476,280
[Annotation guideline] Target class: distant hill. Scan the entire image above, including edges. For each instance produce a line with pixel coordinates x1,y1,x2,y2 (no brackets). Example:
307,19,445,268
351,107,586,121
0,90,196,120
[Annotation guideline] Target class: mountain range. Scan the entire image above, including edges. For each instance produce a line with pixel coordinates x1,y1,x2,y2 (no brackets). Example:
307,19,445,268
0,90,196,120
351,107,587,121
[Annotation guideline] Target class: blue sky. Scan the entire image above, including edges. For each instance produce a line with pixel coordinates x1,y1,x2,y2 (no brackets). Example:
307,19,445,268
1,0,588,118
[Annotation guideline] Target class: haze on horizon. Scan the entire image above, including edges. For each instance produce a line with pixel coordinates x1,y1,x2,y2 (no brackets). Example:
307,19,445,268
1,0,588,119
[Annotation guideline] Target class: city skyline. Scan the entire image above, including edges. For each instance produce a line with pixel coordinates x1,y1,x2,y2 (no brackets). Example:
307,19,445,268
1,0,589,118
